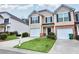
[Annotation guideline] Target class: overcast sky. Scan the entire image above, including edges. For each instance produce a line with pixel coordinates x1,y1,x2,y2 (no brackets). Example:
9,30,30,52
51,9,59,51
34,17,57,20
0,4,79,19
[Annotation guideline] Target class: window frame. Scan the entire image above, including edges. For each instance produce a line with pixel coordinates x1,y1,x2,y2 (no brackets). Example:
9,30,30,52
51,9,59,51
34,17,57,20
31,16,39,24
57,12,69,22
45,16,53,23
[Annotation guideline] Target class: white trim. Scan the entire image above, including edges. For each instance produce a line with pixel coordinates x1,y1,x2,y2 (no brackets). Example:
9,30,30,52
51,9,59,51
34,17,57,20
77,25,79,35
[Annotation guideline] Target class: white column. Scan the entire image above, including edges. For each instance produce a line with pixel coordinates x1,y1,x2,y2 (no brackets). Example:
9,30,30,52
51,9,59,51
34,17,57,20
51,27,53,32
54,25,56,33
41,26,43,33
53,14,56,33
29,18,31,35
40,16,43,33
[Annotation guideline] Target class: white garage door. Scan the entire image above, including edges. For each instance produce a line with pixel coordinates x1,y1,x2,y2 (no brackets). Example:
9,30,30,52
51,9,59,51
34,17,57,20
57,28,73,39
30,29,40,37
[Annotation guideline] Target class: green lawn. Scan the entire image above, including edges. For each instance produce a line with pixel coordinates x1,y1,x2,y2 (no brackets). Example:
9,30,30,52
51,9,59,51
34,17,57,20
15,37,56,53
6,35,17,40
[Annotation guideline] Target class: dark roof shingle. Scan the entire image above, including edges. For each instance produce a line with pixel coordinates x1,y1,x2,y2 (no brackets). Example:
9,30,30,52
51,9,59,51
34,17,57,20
0,12,27,25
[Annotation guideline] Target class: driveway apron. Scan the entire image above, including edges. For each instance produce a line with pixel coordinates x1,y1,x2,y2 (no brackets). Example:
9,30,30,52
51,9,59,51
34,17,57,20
49,40,79,54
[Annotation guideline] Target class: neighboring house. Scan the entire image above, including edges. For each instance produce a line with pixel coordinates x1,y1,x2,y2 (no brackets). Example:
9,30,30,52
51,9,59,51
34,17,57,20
0,12,29,34
21,18,29,25
29,4,77,39
75,11,79,35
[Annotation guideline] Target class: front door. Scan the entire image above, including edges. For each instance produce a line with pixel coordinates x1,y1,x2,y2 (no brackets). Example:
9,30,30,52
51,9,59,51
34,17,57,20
47,28,51,35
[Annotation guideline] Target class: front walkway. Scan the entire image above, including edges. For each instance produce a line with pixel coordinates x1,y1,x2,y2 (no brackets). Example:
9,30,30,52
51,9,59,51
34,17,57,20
49,39,79,54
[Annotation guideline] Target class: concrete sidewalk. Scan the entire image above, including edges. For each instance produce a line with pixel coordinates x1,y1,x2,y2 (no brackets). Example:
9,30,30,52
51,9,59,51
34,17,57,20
0,37,43,54
0,46,43,54
0,37,35,47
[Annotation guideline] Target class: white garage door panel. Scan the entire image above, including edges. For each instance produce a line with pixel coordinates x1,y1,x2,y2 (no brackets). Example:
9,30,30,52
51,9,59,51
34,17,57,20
77,26,79,35
57,29,73,39
30,29,40,37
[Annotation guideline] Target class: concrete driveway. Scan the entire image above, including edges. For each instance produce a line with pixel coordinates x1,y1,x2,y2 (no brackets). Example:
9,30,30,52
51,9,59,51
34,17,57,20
49,39,79,54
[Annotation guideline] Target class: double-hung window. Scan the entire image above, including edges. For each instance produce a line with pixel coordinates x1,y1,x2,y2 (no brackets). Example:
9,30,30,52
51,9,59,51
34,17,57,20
31,16,39,24
57,12,70,22
46,16,52,23
64,13,69,21
58,13,63,22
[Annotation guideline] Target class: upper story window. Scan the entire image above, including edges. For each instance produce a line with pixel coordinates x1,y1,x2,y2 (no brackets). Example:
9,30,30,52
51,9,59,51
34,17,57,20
58,13,63,22
4,18,9,24
31,16,39,24
57,12,71,22
45,16,52,23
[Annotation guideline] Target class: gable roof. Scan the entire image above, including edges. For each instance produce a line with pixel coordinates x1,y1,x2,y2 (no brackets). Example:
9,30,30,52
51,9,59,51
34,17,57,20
28,10,44,18
0,15,4,18
28,4,75,17
28,10,38,17
38,9,53,14
0,12,27,25
54,4,75,13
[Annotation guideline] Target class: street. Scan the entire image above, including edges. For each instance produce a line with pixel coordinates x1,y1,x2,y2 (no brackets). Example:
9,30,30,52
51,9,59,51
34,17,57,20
0,49,24,54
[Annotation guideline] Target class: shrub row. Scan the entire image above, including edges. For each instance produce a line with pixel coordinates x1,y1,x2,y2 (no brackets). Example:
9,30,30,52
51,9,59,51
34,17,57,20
0,31,29,40
22,32,29,37
0,31,18,36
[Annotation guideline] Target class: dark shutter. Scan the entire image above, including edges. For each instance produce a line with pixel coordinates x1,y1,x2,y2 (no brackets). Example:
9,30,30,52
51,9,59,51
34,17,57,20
56,14,58,22
50,16,52,22
76,14,78,21
30,17,32,24
38,16,40,23
68,12,71,21
46,17,47,23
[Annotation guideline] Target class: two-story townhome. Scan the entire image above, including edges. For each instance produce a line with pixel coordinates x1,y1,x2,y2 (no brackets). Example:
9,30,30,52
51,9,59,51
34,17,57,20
29,4,77,40
54,5,76,39
29,10,54,37
0,12,29,34
29,11,42,36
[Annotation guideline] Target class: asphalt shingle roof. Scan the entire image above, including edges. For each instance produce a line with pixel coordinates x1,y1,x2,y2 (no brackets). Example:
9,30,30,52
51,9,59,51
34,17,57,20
0,12,27,25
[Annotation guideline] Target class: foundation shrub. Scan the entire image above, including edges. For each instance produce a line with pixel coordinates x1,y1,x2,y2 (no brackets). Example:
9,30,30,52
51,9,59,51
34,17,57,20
47,32,56,40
